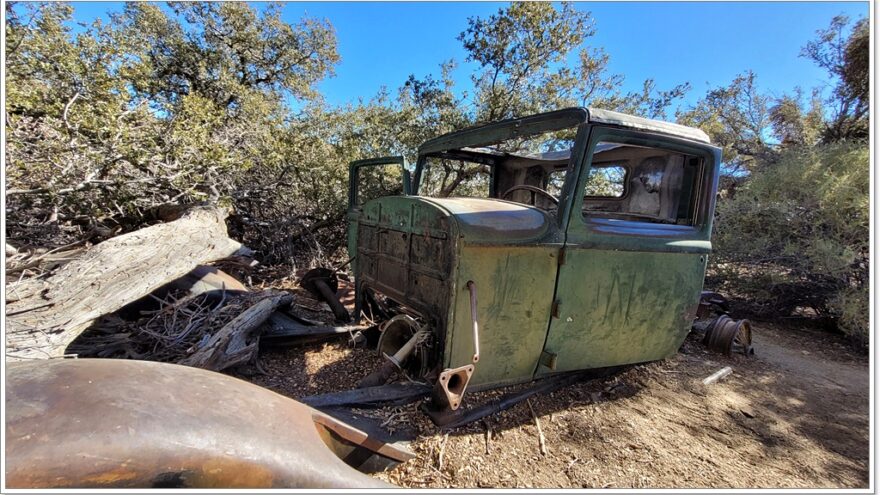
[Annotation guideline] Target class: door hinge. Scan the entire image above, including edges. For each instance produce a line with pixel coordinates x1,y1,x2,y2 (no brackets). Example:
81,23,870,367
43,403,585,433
558,247,566,266
539,350,558,370
551,300,560,318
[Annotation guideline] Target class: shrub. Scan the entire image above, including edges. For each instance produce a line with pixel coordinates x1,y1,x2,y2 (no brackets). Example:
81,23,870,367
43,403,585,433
710,142,869,343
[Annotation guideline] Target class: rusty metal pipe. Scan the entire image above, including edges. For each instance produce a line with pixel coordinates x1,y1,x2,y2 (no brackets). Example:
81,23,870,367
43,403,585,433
357,329,427,388
314,279,351,323
466,280,480,363
388,329,428,368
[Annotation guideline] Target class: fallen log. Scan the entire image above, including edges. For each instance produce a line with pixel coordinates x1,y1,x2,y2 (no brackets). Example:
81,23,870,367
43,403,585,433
180,291,293,371
6,206,248,361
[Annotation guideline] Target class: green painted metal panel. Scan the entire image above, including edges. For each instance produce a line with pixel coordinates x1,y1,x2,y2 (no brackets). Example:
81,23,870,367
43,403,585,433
538,249,706,375
538,124,720,376
447,245,559,388
418,108,588,155
347,116,723,391
346,210,358,264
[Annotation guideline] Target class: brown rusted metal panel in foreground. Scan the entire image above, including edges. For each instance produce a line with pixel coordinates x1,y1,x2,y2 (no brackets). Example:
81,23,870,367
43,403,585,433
5,359,391,489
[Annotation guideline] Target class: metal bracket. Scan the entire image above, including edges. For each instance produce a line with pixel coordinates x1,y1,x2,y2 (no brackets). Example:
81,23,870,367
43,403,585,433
466,281,480,363
431,364,474,411
539,350,558,370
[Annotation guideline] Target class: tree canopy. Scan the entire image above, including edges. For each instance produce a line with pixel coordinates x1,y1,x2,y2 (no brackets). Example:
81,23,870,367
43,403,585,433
4,2,870,342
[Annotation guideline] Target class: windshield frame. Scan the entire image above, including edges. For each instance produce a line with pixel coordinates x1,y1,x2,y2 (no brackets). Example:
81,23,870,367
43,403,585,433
412,109,589,196
412,111,591,231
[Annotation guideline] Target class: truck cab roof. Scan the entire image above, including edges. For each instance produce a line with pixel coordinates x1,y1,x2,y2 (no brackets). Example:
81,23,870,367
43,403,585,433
418,107,711,156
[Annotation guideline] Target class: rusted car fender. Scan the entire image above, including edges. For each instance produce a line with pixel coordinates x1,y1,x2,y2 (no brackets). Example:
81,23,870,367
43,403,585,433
5,359,393,489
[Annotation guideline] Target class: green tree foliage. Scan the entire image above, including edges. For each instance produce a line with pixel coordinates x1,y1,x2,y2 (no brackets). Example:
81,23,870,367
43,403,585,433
458,2,690,123
768,89,825,147
679,15,869,177
711,143,868,342
117,2,338,108
687,14,870,343
677,71,774,175
801,15,869,142
5,2,338,256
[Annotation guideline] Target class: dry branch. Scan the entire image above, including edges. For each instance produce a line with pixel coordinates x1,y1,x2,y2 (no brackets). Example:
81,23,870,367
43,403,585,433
180,291,293,371
437,433,450,472
67,289,267,364
527,399,548,456
5,206,247,361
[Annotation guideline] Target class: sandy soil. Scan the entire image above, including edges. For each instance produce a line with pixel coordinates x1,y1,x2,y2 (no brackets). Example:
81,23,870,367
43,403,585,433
243,306,869,489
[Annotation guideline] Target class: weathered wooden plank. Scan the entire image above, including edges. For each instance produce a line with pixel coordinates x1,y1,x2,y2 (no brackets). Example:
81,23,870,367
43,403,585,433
5,206,247,361
181,292,293,371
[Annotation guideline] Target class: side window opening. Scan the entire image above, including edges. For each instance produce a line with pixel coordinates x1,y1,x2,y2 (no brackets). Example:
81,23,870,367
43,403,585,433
544,168,566,197
582,142,702,226
584,164,626,197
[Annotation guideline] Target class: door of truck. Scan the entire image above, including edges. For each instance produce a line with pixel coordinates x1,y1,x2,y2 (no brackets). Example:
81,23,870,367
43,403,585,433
346,157,411,264
536,127,720,376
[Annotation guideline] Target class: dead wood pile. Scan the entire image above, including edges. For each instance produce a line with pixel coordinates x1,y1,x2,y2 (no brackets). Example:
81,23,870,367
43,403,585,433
67,289,296,371
5,206,259,363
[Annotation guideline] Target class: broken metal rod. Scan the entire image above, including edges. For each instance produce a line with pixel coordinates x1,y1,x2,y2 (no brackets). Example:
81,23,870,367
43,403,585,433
302,382,432,409
357,329,428,388
466,280,480,363
702,366,733,385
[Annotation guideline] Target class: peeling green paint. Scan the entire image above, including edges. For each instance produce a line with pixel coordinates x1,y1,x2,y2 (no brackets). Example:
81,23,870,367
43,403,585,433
448,245,558,388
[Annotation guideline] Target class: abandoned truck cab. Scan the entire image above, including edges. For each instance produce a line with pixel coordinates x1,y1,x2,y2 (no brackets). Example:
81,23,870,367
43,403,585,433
347,107,720,413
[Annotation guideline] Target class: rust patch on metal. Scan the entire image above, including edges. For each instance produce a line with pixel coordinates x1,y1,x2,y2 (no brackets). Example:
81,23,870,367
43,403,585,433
703,315,754,356
432,364,475,411
5,359,391,489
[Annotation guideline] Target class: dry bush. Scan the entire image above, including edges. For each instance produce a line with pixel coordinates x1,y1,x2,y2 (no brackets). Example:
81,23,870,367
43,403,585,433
710,142,868,344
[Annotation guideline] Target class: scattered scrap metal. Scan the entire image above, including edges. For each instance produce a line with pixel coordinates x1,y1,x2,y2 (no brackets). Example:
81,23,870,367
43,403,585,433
692,291,755,357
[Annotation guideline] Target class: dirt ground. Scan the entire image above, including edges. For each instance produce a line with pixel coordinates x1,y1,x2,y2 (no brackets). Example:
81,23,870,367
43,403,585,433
242,290,870,489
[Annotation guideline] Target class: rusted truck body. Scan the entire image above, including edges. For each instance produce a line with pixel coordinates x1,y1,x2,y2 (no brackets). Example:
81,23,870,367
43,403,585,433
5,108,721,488
348,107,720,406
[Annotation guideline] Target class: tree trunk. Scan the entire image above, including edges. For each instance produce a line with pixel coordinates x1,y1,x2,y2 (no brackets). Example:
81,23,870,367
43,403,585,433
6,206,247,361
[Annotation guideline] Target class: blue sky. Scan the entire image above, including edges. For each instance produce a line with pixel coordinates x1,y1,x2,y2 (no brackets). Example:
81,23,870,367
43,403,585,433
70,1,869,112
